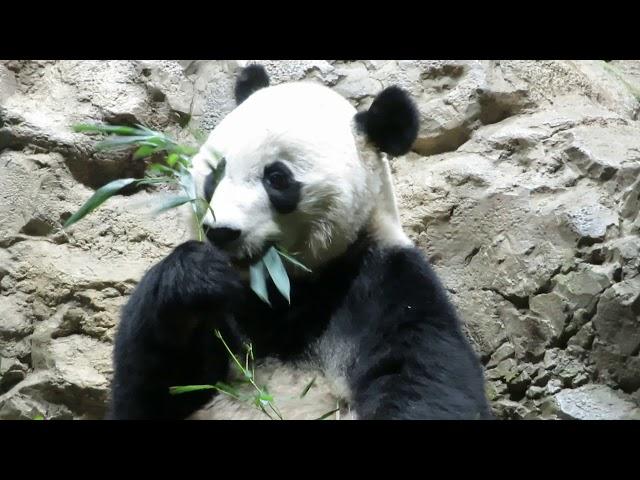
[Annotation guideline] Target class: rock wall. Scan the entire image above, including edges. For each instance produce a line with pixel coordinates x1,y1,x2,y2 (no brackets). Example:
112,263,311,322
0,60,639,420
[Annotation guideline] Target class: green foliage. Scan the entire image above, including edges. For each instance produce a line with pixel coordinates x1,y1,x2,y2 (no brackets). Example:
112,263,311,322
68,123,336,420
300,376,316,398
171,330,283,420
276,248,313,273
170,331,342,420
63,178,138,228
69,122,309,306
315,408,340,420
249,260,271,306
262,247,291,304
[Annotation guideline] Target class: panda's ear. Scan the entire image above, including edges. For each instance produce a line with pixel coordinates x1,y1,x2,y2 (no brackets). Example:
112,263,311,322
234,64,270,105
354,86,419,157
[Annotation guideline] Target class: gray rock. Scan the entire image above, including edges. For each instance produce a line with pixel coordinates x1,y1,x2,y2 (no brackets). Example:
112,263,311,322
591,339,640,394
501,307,557,360
553,266,611,311
529,292,567,333
0,372,75,420
553,384,640,420
0,64,17,103
485,380,508,401
526,385,546,400
620,178,640,222
332,62,383,101
2,59,640,419
567,321,596,349
486,358,519,382
571,372,590,388
561,124,640,184
546,379,563,395
562,203,618,247
486,342,516,368
605,236,640,280
592,278,640,356
28,333,112,419
492,399,534,420
507,368,533,397
557,360,587,386
532,368,552,387
0,357,28,392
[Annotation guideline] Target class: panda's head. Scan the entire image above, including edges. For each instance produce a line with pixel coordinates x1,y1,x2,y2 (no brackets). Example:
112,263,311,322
189,64,419,271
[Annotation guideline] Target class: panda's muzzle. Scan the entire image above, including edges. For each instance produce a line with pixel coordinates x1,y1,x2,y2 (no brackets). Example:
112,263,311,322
206,226,241,247
205,226,274,269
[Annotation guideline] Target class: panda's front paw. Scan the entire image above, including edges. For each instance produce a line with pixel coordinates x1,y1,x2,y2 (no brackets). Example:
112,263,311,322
155,240,243,307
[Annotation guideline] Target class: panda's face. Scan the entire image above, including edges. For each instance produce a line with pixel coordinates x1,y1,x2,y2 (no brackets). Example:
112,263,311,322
190,82,375,269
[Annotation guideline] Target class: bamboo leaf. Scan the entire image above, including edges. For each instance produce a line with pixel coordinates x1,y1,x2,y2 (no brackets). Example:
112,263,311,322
276,248,312,273
257,402,275,420
269,403,284,420
134,123,157,135
178,154,193,167
314,408,340,420
169,385,216,395
249,261,271,306
263,246,291,304
152,195,193,215
63,178,137,228
133,144,159,159
300,376,317,398
178,168,197,201
214,329,248,376
73,124,142,136
136,177,178,187
94,135,153,150
213,382,242,399
173,144,198,157
147,163,176,177
166,153,180,167
192,198,210,225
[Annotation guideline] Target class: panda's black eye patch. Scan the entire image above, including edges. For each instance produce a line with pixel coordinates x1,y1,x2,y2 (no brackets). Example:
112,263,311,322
262,162,301,214
265,170,290,190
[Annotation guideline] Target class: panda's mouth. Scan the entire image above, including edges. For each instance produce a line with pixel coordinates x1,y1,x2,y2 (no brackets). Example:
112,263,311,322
230,256,256,270
229,242,275,270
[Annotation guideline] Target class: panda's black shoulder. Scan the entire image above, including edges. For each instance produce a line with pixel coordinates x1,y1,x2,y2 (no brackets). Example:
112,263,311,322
349,243,491,418
361,243,453,307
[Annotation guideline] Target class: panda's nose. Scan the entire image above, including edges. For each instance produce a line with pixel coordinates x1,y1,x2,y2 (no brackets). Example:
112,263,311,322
206,226,242,247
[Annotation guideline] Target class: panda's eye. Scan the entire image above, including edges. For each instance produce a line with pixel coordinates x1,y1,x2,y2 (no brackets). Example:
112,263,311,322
266,170,290,190
262,161,301,214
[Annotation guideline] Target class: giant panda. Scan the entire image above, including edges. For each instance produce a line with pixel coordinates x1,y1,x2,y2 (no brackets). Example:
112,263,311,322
107,64,492,420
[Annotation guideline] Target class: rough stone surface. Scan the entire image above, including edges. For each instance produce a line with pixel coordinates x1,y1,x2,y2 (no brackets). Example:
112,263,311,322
1,60,639,420
553,384,640,420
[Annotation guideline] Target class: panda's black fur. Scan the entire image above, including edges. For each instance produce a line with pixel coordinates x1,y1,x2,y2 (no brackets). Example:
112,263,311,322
234,64,270,105
107,65,492,420
355,85,420,157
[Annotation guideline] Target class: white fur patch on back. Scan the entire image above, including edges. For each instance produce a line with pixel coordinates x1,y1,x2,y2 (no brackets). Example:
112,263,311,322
189,358,356,420
351,121,412,249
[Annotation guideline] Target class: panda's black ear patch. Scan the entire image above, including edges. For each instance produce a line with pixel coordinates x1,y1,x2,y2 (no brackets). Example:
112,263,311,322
234,64,270,105
354,86,419,157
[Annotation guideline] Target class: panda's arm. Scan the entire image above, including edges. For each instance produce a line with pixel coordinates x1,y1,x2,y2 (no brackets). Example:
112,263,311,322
107,240,242,420
345,247,492,420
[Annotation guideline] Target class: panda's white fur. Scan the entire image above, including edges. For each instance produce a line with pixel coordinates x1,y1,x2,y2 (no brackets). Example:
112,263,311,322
184,81,411,420
190,82,409,272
